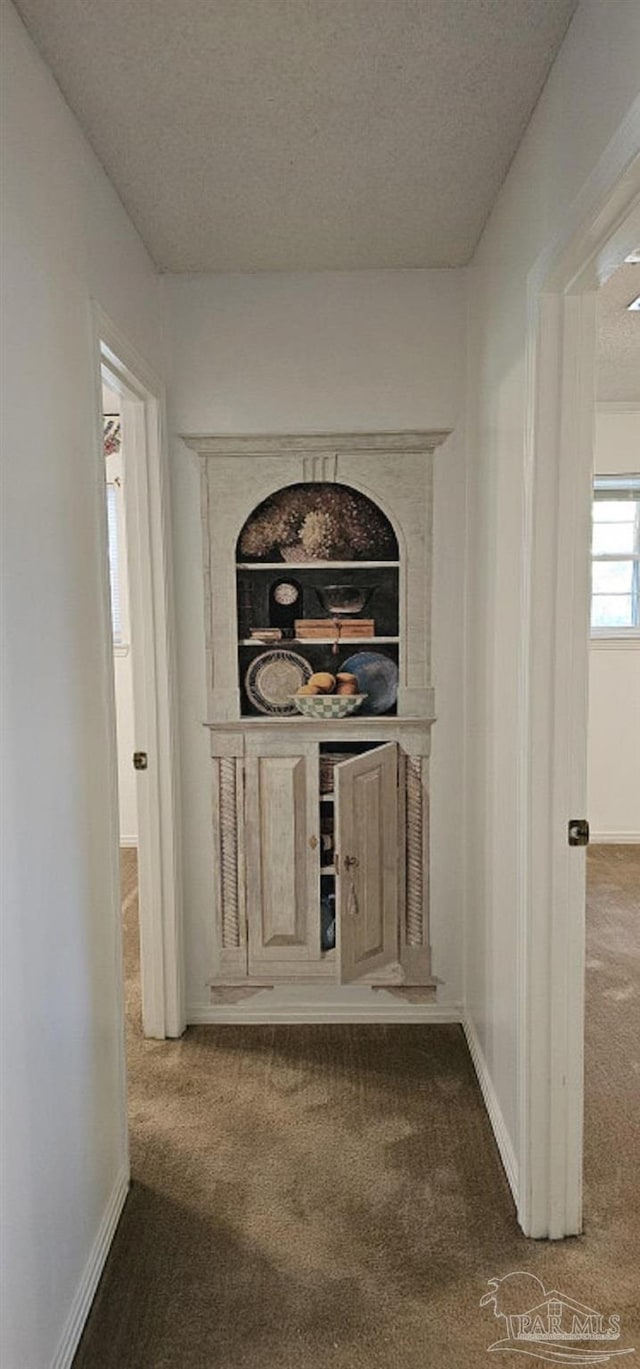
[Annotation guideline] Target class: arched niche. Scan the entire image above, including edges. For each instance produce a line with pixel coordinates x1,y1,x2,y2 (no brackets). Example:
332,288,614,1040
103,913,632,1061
185,430,445,721
236,481,399,564
235,483,400,714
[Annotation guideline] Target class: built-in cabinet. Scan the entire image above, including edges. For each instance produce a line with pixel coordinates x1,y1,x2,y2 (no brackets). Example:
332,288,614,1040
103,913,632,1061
183,431,448,997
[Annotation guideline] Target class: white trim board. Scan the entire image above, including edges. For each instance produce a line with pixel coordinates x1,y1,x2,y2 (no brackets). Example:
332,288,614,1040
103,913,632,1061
119,837,138,848
589,637,640,651
187,1001,463,1025
590,833,640,844
182,430,450,457
463,1015,519,1208
595,401,640,414
50,1166,129,1369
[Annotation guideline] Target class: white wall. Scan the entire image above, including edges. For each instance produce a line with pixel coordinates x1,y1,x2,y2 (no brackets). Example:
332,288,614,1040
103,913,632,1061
464,0,640,1184
0,3,165,1365
588,408,640,841
593,408,640,474
163,268,467,1014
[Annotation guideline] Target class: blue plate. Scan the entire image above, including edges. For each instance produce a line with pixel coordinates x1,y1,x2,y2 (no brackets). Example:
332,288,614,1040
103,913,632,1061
339,651,398,715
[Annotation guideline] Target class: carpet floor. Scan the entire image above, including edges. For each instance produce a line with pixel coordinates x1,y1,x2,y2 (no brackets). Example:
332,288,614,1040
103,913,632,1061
73,845,639,1368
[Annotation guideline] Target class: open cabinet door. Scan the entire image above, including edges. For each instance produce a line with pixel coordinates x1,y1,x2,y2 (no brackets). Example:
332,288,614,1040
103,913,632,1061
335,743,398,983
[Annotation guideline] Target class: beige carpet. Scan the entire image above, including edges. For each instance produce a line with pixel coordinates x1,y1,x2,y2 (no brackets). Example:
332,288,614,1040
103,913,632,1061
73,845,639,1368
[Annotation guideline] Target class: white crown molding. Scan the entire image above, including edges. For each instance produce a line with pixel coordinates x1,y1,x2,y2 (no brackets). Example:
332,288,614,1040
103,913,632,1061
181,430,451,458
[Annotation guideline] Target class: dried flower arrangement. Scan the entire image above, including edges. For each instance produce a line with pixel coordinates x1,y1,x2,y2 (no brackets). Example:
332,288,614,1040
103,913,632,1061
103,416,121,456
238,483,397,562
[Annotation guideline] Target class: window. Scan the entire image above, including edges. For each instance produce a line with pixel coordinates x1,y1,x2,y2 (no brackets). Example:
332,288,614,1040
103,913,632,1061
591,475,640,636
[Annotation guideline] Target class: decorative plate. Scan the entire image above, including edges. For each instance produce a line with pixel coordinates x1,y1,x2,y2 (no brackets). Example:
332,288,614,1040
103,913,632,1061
292,693,367,718
338,651,399,715
245,649,312,715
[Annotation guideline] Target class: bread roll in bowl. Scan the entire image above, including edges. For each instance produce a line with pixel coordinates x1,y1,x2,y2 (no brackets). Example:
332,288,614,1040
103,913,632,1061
308,672,336,694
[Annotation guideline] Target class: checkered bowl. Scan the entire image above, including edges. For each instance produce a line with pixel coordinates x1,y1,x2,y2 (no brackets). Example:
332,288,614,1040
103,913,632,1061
292,693,367,718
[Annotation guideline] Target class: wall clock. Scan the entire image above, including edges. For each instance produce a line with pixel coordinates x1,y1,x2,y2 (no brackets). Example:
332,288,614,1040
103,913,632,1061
269,578,302,633
273,581,300,606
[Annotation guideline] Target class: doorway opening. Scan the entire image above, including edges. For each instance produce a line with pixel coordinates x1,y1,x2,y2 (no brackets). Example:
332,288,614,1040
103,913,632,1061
103,383,139,851
519,153,640,1238
102,377,142,1040
583,265,640,1235
94,309,183,1043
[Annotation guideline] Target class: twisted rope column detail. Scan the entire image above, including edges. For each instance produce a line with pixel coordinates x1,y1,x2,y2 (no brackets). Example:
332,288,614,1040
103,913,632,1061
219,758,240,947
406,755,424,947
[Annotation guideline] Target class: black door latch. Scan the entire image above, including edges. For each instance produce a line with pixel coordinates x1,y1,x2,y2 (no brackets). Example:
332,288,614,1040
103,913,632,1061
568,818,589,847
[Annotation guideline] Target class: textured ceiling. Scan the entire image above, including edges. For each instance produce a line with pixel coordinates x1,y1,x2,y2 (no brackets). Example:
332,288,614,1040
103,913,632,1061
15,0,577,272
597,263,640,403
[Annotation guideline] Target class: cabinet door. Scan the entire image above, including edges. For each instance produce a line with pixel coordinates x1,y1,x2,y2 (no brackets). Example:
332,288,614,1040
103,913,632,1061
245,743,322,976
335,743,398,983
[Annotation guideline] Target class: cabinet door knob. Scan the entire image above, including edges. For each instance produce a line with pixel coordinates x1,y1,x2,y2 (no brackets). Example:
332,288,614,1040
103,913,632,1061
344,854,359,870
309,835,318,850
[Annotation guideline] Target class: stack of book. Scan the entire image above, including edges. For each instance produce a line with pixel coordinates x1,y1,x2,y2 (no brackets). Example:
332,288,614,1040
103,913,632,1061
295,618,374,639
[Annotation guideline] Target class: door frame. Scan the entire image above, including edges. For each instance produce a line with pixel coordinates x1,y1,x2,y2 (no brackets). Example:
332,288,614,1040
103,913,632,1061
518,107,640,1238
92,303,184,1039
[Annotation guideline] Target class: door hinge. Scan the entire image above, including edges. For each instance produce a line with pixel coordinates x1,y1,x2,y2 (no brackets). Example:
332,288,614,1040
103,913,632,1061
133,751,148,771
568,818,589,847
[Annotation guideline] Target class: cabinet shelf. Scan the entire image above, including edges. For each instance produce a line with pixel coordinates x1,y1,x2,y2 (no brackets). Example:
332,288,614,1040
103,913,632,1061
236,560,400,571
240,636,399,646
205,717,434,732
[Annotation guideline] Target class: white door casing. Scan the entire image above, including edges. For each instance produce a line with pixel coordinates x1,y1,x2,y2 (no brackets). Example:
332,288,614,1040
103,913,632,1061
518,125,640,1237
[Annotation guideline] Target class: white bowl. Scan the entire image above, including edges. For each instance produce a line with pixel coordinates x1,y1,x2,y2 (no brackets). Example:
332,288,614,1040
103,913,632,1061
292,693,367,718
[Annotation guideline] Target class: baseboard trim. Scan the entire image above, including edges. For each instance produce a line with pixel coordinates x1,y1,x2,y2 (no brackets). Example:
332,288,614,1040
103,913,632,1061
50,1164,129,1369
463,1014,519,1207
187,1001,464,1025
590,832,640,844
119,837,138,848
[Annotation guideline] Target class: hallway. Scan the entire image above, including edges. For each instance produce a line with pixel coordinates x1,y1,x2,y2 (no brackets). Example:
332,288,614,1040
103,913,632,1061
72,847,640,1368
